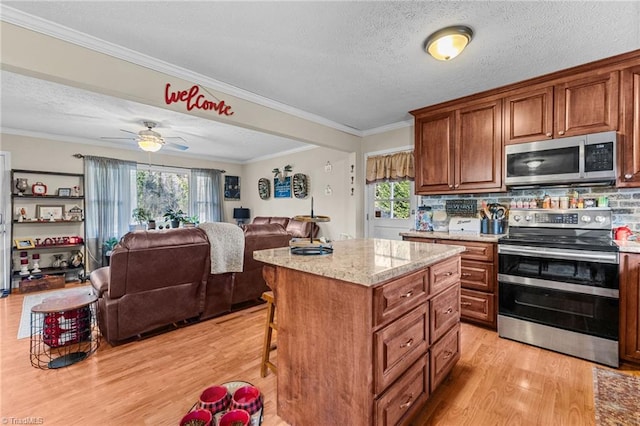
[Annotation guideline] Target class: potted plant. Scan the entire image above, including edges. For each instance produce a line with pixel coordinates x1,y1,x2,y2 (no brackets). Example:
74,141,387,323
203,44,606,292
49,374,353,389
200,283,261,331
163,208,186,228
103,237,119,266
130,207,150,231
183,215,200,228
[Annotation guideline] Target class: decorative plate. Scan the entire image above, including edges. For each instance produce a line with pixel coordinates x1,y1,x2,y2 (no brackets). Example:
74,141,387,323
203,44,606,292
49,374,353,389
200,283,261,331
292,173,308,199
258,178,270,200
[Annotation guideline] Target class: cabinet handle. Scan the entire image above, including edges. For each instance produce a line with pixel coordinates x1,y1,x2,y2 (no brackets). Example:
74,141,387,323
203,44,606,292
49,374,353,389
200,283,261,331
449,185,453,189
558,130,565,135
443,350,453,359
445,307,453,314
443,271,453,277
454,184,459,188
625,174,633,180
546,132,552,137
399,394,414,409
461,272,472,277
461,302,472,306
400,338,414,348
400,290,413,299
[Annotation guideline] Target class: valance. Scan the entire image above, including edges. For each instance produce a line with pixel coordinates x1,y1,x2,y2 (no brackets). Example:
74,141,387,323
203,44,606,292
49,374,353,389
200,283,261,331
365,151,414,183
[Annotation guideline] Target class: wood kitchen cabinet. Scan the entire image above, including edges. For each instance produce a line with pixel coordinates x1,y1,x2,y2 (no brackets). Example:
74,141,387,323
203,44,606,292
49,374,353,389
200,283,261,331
619,65,640,186
402,236,497,329
504,71,619,144
414,98,502,195
619,253,640,363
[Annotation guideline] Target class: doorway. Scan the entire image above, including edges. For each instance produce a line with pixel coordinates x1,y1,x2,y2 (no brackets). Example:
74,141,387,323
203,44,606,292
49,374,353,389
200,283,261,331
366,179,416,240
1,151,11,296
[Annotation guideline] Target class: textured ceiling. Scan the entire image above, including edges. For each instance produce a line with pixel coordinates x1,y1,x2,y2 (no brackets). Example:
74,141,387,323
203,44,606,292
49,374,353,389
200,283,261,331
1,1,639,161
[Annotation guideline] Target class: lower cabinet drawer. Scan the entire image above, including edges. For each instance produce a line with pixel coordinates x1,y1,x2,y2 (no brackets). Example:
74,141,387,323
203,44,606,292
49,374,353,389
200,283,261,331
460,289,495,327
461,260,494,292
430,323,460,391
374,304,429,394
375,354,429,426
430,285,460,343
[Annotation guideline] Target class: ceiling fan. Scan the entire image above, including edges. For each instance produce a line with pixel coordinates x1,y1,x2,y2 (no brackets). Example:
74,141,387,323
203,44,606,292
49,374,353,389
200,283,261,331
101,121,189,152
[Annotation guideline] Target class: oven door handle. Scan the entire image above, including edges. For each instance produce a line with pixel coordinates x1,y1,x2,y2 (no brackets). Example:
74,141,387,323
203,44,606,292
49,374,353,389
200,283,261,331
498,245,618,264
498,274,619,298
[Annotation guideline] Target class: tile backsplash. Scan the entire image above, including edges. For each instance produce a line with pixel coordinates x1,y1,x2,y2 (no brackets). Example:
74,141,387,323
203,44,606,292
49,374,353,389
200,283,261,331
417,186,640,231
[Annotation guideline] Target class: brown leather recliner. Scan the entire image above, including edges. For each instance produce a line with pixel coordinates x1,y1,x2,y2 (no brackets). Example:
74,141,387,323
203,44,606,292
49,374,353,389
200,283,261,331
252,216,319,238
90,228,232,344
233,223,292,305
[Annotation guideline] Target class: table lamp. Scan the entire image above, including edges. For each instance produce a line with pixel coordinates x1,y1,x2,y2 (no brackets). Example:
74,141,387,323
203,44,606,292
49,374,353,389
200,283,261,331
233,207,250,225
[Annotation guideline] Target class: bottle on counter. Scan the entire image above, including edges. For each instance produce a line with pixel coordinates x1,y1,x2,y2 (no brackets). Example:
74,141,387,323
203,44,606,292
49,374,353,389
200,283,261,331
578,197,584,209
542,194,551,209
530,199,537,208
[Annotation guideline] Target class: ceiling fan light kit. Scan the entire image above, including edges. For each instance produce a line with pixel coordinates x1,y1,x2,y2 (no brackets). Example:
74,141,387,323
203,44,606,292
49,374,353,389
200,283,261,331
138,137,163,152
425,25,473,61
101,120,189,152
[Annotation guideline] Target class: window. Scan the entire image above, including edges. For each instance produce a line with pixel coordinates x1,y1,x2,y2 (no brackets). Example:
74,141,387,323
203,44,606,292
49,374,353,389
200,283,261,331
373,180,411,219
136,166,190,222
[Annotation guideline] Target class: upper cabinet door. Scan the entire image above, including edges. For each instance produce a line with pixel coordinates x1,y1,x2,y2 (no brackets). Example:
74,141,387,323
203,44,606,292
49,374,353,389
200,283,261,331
555,71,619,137
455,99,503,192
414,112,455,193
504,87,554,145
619,65,640,186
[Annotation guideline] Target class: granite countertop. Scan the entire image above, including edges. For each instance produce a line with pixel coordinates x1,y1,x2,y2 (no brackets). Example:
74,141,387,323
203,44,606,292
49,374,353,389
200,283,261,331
615,240,640,253
400,230,506,243
253,238,465,287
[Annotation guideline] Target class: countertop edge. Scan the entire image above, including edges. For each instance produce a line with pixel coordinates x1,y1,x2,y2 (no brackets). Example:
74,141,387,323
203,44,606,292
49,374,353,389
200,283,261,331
400,230,505,243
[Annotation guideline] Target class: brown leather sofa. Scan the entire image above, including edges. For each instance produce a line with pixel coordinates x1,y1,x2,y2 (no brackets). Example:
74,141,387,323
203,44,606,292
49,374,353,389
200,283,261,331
90,225,290,344
252,216,319,239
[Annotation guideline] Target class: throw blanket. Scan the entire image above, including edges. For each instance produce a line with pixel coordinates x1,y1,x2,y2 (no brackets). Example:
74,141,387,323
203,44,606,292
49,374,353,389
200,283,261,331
199,222,245,274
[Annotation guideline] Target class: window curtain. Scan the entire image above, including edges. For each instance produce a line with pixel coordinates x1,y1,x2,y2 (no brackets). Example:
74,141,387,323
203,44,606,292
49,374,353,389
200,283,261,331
190,168,224,223
366,151,415,183
84,156,136,271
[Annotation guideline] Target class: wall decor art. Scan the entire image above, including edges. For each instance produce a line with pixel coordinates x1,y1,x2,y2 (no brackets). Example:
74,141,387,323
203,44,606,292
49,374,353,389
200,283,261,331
274,176,292,198
224,175,240,200
258,178,271,200
36,205,65,221
292,173,308,199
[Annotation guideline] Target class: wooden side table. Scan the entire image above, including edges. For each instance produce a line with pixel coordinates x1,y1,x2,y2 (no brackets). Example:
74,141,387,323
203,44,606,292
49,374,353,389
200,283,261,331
30,293,99,369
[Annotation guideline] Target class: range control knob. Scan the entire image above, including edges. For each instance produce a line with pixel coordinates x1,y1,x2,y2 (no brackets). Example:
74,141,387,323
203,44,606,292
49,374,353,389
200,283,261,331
581,215,592,223
595,215,607,223
513,215,522,222
525,215,532,222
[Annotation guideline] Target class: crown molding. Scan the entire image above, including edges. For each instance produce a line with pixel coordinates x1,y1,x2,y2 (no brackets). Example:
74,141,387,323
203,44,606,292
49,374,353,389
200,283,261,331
0,5,366,137
361,119,413,137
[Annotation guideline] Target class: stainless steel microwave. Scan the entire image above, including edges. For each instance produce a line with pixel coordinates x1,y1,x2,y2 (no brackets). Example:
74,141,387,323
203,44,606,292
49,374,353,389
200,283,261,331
505,131,617,188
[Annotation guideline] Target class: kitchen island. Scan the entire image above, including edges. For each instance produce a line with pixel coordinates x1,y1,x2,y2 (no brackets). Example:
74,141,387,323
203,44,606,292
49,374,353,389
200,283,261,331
254,238,465,426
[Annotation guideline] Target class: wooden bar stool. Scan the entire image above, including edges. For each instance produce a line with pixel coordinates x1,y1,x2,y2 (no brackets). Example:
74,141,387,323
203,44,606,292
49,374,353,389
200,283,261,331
260,291,277,377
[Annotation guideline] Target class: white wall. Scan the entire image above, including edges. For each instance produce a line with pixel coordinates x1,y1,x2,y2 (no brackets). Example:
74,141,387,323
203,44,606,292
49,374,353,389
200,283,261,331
243,146,358,241
0,134,243,223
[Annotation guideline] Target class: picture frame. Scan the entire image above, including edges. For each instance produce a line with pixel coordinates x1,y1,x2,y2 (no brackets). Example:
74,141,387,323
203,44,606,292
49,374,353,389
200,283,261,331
14,238,35,249
224,175,241,200
57,188,72,197
274,176,292,198
36,205,65,220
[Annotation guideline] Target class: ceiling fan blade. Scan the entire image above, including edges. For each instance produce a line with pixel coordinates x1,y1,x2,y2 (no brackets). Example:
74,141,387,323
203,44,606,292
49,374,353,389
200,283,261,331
100,136,136,141
119,129,139,135
165,142,189,151
164,136,187,142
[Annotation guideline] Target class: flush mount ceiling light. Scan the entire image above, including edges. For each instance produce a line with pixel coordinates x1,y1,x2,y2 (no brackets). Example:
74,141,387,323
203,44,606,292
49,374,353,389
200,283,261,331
425,25,474,61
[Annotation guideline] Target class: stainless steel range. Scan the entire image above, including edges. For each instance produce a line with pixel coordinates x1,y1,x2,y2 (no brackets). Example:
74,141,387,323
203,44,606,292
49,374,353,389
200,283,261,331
497,208,619,367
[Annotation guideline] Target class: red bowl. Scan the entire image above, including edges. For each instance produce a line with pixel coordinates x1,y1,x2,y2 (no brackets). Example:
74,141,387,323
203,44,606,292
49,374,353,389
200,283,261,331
218,409,250,426
180,409,212,426
231,386,262,414
198,385,231,414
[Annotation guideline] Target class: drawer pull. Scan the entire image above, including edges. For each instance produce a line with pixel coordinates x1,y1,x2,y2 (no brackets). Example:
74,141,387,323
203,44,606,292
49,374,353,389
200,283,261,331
443,271,453,277
461,272,472,277
399,394,414,409
445,307,453,314
400,338,414,348
400,290,414,298
461,302,472,306
443,350,453,359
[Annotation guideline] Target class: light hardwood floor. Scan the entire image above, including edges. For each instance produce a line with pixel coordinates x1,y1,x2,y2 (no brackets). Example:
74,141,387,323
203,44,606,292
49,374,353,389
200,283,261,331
1,285,638,425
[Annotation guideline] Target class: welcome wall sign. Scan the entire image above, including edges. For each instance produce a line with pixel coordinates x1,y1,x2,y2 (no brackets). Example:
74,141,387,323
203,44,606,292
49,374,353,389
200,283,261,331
164,83,234,116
